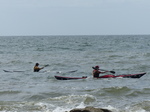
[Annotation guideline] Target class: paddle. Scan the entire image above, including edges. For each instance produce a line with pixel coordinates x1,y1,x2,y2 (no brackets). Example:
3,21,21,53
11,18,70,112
100,69,115,74
56,70,78,74
43,64,50,67
92,67,115,74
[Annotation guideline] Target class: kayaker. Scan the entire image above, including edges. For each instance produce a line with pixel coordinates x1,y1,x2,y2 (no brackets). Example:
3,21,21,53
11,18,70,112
34,63,44,72
92,66,109,78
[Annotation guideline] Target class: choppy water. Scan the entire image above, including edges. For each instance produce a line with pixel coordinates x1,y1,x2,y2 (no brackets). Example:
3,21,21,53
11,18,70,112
0,35,150,112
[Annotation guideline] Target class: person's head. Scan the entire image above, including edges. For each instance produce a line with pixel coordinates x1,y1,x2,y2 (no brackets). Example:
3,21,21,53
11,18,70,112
35,63,39,66
95,65,99,70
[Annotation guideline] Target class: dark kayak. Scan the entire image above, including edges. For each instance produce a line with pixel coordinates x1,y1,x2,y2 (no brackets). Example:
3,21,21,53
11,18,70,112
55,72,146,80
97,72,146,78
3,70,25,72
3,69,78,73
54,76,87,80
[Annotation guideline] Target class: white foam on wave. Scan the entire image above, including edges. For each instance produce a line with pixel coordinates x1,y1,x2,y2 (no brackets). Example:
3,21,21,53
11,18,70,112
37,94,93,112
103,105,119,112
52,107,70,112
125,106,146,112
52,102,85,112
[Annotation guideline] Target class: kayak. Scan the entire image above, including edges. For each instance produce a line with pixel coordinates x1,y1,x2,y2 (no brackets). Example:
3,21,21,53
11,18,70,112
97,72,146,78
3,70,25,72
54,76,87,80
3,69,78,74
55,72,146,80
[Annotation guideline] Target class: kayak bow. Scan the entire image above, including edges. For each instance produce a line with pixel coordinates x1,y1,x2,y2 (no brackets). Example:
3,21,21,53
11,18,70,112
54,76,87,80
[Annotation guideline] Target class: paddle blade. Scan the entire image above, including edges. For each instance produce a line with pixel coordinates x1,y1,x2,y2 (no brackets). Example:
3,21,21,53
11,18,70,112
44,64,49,67
110,71,115,74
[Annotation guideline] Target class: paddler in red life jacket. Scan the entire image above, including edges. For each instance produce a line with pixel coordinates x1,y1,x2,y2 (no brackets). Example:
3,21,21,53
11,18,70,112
92,66,109,78
34,63,44,72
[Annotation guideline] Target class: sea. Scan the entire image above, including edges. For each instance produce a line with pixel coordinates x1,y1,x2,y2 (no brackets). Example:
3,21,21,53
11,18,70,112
0,35,150,112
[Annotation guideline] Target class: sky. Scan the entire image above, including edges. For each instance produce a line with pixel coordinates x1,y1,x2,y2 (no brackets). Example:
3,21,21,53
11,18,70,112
0,0,150,36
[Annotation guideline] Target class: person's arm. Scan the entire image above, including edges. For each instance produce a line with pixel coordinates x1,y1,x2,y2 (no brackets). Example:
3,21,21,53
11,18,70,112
34,66,43,72
99,71,109,74
40,67,44,70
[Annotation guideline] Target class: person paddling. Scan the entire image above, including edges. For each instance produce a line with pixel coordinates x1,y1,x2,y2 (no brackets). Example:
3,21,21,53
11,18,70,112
34,63,44,72
92,66,109,78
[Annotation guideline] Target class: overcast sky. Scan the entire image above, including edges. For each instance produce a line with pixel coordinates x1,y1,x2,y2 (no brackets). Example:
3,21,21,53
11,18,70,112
0,0,150,36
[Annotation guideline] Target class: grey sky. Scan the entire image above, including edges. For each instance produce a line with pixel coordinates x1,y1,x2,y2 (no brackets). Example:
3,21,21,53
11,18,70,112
0,0,150,36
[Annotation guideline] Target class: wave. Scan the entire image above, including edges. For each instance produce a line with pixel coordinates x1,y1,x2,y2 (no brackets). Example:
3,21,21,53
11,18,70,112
100,86,132,96
126,88,150,97
0,90,21,95
46,94,96,105
124,100,150,112
0,93,149,112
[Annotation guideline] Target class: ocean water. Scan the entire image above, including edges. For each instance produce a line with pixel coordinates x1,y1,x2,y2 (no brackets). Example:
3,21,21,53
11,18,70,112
0,35,150,112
